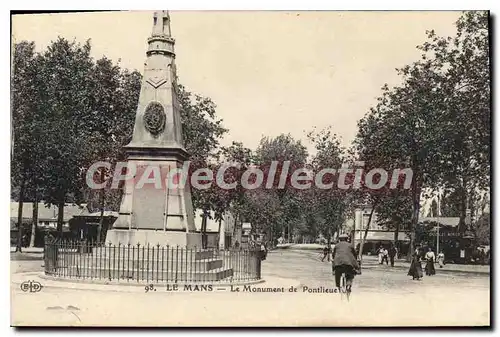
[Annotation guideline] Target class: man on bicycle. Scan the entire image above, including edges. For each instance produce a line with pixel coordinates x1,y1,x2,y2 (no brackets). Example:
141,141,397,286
332,234,359,293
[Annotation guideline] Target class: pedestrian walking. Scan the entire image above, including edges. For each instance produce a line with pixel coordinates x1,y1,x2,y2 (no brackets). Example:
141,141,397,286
321,246,331,262
381,247,389,265
389,244,397,267
377,246,384,264
425,247,436,276
479,249,486,265
259,242,267,261
437,251,445,268
408,248,423,280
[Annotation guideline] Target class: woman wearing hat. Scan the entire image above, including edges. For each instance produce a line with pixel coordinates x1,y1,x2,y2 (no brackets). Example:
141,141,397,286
408,246,424,280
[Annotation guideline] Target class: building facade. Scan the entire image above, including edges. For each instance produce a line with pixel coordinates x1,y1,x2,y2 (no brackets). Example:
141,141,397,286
352,205,409,255
10,201,88,246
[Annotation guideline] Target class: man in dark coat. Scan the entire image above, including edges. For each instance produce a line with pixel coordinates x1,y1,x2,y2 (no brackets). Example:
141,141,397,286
389,243,397,267
332,234,359,292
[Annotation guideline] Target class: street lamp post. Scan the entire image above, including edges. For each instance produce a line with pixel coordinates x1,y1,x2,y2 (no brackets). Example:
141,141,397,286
436,222,440,253
436,192,441,254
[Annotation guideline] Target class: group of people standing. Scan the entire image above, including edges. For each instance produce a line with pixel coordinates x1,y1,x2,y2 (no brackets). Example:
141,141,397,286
322,240,448,283
376,245,398,267
408,246,445,280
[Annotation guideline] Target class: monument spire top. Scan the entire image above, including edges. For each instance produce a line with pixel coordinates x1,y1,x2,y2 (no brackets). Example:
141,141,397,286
148,11,175,57
152,10,172,37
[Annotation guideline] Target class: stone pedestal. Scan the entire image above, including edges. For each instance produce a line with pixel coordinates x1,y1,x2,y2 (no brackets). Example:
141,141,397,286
106,229,202,248
106,149,200,247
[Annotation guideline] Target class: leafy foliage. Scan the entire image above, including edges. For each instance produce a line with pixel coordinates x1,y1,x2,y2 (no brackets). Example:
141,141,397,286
353,11,490,254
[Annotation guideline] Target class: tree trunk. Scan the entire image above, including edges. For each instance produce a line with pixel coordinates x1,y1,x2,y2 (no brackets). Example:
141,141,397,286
409,174,421,261
458,183,467,234
57,201,65,238
393,220,400,247
232,213,239,246
216,217,222,249
201,209,208,249
16,178,26,253
97,168,105,244
326,227,331,250
358,204,376,263
29,194,38,248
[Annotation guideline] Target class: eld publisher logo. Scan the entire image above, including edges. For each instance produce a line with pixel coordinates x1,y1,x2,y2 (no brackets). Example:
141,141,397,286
20,281,43,293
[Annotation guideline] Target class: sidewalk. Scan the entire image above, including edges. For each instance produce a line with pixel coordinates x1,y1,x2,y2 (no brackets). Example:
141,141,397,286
10,247,44,253
11,270,489,327
360,255,490,275
295,250,490,275
10,258,489,326
276,243,332,250
11,270,299,294
10,251,44,261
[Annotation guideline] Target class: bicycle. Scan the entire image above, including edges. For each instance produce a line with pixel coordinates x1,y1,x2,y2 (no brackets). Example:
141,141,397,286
338,272,351,301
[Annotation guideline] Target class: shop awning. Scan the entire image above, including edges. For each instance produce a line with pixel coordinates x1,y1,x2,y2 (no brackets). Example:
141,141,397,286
354,230,410,242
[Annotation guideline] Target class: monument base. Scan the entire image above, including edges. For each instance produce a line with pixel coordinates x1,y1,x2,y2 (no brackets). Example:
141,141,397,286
105,229,202,248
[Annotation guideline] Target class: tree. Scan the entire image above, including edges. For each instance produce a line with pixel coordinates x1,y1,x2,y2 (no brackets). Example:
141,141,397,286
352,11,490,257
12,41,46,250
430,199,438,218
474,213,490,245
175,84,228,248
254,134,308,243
418,11,490,233
83,59,142,242
307,127,350,247
31,38,97,236
354,90,415,259
440,189,462,217
218,142,254,244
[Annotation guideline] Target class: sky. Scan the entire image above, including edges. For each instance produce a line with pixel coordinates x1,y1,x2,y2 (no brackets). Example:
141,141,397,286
12,10,462,154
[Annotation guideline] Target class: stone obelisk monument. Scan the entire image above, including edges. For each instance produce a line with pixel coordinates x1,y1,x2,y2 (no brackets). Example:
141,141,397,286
106,11,201,247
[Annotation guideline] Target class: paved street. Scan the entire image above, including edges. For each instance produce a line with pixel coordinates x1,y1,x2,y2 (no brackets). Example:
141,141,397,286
267,250,490,293
11,250,490,326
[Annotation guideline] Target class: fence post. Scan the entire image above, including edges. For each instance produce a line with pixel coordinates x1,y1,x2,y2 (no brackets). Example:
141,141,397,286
147,244,151,283
161,246,165,282
156,244,160,283
117,243,121,282
194,246,197,282
175,246,179,283
108,242,112,281
256,250,261,279
141,244,145,282
127,243,131,281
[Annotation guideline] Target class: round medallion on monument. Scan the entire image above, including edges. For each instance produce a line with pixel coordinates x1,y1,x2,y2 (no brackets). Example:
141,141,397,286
143,102,166,136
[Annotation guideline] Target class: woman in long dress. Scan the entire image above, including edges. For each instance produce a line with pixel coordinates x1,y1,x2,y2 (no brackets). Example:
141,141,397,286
437,251,445,268
408,248,423,280
425,248,436,276
377,246,384,264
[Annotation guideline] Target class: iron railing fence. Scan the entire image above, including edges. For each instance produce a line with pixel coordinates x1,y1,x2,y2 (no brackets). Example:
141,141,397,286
44,240,261,283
